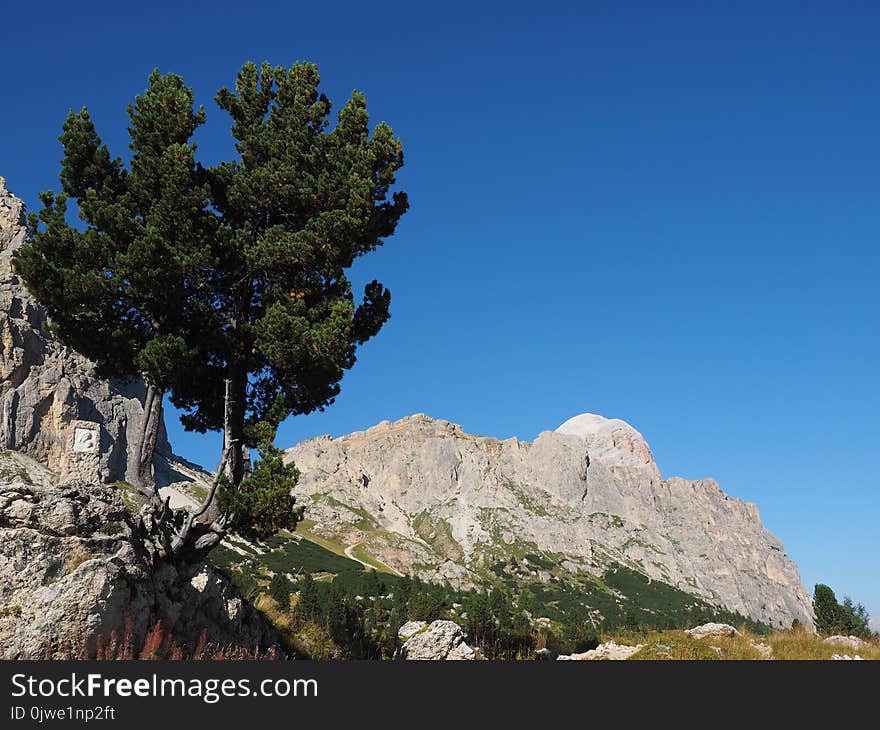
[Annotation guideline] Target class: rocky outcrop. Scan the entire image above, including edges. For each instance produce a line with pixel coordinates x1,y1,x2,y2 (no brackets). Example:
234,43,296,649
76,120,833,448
824,635,868,651
286,412,815,628
0,177,169,485
685,623,739,640
556,640,643,661
0,451,277,658
396,620,475,660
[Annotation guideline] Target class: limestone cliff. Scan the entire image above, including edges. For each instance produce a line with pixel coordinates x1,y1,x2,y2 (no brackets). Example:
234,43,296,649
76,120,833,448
0,451,277,658
0,176,169,484
285,413,815,628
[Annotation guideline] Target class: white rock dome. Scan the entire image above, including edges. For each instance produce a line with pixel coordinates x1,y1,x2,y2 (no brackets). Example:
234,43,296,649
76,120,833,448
555,413,654,465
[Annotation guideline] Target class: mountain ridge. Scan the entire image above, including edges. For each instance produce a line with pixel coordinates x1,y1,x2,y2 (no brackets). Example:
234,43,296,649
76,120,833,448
284,411,814,628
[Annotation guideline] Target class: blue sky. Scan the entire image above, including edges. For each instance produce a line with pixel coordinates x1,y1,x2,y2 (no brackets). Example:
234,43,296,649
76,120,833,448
2,1,877,617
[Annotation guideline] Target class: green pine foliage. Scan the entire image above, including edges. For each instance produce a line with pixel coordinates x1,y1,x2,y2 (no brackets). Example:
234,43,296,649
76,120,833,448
407,589,445,623
217,424,303,540
16,62,408,551
21,61,408,446
293,573,320,622
813,583,839,634
268,572,292,611
462,588,534,659
168,61,409,486
839,597,873,637
813,583,874,637
14,71,216,392
562,614,601,654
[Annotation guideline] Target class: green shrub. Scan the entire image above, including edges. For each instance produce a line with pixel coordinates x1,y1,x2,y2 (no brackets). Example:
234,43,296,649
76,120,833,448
268,572,292,611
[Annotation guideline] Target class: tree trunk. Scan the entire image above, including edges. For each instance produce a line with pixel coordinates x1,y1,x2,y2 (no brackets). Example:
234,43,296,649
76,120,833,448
224,365,248,489
132,375,243,564
135,381,164,506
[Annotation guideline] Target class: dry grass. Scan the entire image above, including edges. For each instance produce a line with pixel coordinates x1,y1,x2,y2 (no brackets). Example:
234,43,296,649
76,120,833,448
622,628,762,660
768,625,880,660
63,548,93,576
607,624,880,660
628,633,725,660
284,618,338,660
254,593,294,632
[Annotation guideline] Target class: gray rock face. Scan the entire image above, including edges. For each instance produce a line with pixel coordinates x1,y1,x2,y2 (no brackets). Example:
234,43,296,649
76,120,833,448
286,412,815,629
396,620,475,660
0,176,169,484
0,451,278,658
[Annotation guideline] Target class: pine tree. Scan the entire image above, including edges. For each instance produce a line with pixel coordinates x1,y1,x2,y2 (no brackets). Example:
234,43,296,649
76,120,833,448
327,583,348,642
839,596,872,637
268,572,292,611
295,573,321,623
623,607,641,631
813,583,841,634
517,587,536,617
17,62,408,561
407,590,443,622
173,61,408,490
216,422,301,541
464,591,494,652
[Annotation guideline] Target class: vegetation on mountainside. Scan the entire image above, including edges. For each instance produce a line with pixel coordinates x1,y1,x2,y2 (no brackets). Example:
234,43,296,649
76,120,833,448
207,529,768,660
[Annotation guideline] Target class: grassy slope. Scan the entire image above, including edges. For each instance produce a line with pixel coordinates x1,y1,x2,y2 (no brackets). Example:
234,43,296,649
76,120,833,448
621,626,880,660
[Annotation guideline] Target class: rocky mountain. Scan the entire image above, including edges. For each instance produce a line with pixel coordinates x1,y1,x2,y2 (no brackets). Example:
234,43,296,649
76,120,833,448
285,413,814,629
0,176,170,485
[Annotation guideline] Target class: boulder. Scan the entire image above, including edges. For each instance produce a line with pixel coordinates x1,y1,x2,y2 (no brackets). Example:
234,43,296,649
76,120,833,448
685,623,739,640
397,620,475,660
556,640,643,660
823,635,867,650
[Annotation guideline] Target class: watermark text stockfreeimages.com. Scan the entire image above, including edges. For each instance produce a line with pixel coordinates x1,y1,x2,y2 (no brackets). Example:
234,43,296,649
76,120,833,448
10,672,317,705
